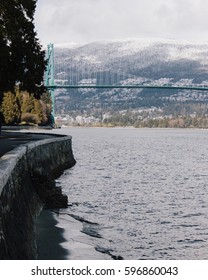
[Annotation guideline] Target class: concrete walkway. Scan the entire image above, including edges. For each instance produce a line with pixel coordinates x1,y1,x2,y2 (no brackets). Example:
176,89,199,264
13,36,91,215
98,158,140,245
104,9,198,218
0,129,58,158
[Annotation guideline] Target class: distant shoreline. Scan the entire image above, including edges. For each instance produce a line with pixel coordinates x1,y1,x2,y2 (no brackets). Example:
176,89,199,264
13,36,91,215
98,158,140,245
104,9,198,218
56,124,208,129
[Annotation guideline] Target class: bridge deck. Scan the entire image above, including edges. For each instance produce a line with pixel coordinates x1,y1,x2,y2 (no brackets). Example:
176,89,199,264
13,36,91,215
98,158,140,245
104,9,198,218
47,85,208,91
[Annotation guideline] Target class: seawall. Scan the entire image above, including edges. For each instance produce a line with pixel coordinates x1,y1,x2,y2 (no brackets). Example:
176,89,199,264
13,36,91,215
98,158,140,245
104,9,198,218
0,134,76,259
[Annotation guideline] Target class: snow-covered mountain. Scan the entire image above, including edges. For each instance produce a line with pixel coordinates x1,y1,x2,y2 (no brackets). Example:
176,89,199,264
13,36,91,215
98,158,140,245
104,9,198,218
55,38,208,83
53,38,208,113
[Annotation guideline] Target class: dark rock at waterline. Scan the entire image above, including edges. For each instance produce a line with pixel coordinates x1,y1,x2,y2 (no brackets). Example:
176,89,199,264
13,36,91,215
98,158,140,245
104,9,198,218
95,246,124,260
31,170,68,208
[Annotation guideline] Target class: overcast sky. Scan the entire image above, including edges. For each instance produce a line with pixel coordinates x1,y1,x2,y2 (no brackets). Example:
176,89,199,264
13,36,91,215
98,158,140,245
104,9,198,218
34,0,208,46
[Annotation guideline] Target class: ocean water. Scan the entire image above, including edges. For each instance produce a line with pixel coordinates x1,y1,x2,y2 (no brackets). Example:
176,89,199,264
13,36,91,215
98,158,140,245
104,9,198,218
49,127,208,259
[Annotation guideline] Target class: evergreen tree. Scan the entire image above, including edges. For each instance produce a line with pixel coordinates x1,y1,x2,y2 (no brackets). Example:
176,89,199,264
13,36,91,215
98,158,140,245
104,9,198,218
1,91,21,124
21,92,35,113
40,92,52,124
0,0,46,97
34,99,44,124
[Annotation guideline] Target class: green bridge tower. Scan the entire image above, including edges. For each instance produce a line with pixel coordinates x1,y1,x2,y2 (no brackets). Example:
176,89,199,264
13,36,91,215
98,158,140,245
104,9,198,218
45,43,55,122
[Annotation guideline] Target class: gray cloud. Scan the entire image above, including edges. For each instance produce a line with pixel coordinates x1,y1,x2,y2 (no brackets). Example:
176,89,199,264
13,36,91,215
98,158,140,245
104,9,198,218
34,0,208,46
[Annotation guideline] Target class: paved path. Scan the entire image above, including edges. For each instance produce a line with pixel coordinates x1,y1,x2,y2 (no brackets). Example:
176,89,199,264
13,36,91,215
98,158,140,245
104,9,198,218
0,129,57,158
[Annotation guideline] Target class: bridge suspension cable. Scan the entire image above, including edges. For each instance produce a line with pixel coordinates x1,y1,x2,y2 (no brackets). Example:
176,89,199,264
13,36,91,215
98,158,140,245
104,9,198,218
45,43,208,101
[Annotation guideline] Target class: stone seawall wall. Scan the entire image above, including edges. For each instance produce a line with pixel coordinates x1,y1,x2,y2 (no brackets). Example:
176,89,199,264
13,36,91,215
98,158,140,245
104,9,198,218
0,135,76,259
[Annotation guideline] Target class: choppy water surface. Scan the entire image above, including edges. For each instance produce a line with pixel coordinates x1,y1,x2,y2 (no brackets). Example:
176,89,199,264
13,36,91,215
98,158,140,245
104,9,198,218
55,128,208,259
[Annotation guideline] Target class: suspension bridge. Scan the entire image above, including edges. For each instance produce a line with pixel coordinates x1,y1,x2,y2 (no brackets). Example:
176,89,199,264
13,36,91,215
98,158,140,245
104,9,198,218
44,43,208,116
